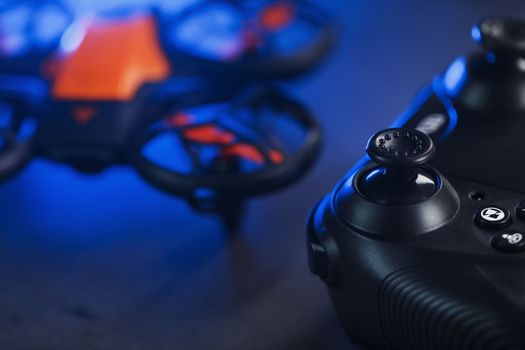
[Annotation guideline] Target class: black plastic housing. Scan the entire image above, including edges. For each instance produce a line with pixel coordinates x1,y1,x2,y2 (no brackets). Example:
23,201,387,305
309,172,525,349
307,17,525,349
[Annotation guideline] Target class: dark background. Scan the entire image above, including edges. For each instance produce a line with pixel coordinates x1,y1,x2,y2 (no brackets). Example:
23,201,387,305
1,1,524,349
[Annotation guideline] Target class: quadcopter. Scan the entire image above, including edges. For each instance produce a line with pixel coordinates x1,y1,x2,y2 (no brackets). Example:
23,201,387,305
0,0,335,229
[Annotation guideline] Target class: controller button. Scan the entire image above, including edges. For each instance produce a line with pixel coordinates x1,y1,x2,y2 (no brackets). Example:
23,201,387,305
475,205,511,229
492,231,525,253
516,200,525,220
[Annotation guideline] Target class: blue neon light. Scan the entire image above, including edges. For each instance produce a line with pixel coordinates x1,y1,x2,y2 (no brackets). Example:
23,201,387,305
442,56,468,96
471,26,481,44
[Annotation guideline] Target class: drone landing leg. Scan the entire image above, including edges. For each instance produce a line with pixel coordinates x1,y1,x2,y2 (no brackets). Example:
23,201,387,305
217,197,247,234
188,193,247,233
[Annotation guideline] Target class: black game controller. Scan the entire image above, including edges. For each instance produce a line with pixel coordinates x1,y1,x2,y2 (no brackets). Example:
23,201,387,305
307,17,525,349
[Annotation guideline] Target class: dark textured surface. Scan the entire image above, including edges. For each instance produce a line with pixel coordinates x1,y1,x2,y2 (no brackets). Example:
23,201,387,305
1,1,525,349
379,265,525,350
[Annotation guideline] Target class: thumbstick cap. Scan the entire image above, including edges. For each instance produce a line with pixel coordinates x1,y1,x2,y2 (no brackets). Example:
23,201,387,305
366,128,435,168
335,127,460,236
473,17,525,56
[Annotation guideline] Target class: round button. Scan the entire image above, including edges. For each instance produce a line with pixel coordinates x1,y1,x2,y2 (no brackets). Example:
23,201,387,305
475,205,511,230
492,231,525,253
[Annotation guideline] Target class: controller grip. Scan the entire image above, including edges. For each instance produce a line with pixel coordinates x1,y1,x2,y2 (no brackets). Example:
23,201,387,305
379,263,525,349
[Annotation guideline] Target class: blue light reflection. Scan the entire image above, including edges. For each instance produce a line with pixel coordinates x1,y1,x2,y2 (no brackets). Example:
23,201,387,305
59,18,89,53
470,25,481,44
443,56,468,96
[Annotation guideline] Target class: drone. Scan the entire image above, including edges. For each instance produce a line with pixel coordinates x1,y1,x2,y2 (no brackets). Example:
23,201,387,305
0,0,336,229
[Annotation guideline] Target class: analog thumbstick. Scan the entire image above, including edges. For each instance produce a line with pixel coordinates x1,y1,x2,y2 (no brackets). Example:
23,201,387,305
335,127,459,235
366,128,435,182
473,17,525,57
444,17,525,113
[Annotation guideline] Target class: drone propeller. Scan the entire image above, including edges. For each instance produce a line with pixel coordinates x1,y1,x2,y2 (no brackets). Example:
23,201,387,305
0,95,36,180
157,0,337,79
0,0,73,65
129,86,321,229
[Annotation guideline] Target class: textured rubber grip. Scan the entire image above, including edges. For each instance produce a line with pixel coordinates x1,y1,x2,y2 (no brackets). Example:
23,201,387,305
379,264,525,350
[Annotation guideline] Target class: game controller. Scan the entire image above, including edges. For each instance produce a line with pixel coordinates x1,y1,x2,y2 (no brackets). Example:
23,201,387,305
0,1,334,229
307,17,525,349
